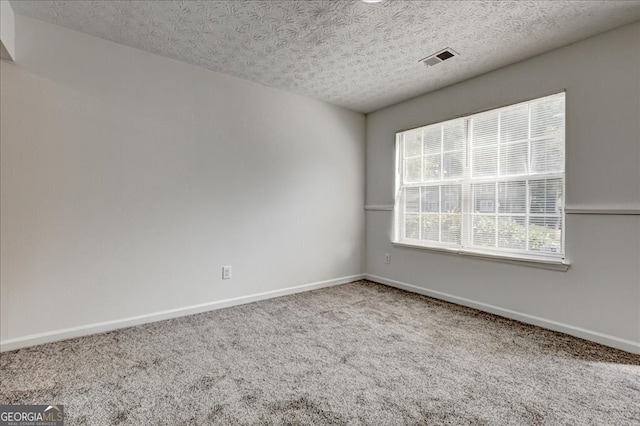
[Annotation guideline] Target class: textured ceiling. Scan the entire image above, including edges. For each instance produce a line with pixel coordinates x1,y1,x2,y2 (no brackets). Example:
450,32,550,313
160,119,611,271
9,1,640,113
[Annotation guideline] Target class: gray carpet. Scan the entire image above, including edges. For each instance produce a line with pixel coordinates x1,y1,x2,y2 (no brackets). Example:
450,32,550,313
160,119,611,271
1,280,639,425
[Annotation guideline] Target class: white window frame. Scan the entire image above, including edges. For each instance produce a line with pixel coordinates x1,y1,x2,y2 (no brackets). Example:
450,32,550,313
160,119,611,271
393,92,569,271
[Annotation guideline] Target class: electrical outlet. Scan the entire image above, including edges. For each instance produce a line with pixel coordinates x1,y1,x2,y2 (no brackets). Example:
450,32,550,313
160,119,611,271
222,266,232,280
385,253,390,264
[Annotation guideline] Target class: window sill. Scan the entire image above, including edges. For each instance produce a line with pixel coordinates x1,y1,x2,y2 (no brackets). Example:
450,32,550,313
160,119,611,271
391,242,570,271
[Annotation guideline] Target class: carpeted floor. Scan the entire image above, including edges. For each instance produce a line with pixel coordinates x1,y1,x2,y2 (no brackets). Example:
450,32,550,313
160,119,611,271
1,280,639,425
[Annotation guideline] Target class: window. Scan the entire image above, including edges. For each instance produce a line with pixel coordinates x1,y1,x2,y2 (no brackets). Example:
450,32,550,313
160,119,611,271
394,92,565,262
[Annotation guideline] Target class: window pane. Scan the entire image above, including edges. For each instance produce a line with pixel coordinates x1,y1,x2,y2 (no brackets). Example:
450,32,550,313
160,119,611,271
531,138,564,174
423,125,441,155
472,147,498,177
395,93,564,258
498,181,526,214
423,154,441,181
498,216,527,250
500,104,529,143
443,151,463,179
442,214,461,244
471,111,498,147
404,157,422,183
531,98,564,138
405,187,420,213
473,183,496,213
442,185,461,212
421,186,439,213
405,214,419,239
473,215,496,248
403,130,422,157
443,121,464,151
530,179,562,215
500,141,528,175
421,213,439,241
529,216,561,253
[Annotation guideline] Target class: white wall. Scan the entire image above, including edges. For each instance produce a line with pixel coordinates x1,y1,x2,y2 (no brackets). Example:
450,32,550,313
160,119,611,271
365,23,640,353
0,16,365,346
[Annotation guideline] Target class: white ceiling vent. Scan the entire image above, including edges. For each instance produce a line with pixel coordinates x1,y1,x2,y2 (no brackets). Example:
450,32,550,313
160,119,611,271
419,48,458,67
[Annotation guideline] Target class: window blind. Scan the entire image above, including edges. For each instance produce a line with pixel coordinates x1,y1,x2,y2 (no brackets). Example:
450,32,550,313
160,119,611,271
394,92,565,259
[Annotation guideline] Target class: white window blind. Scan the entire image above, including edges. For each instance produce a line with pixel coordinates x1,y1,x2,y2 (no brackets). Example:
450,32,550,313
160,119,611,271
394,92,565,260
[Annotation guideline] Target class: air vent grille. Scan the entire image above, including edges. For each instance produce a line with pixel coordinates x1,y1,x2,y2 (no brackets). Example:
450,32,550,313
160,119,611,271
419,48,458,67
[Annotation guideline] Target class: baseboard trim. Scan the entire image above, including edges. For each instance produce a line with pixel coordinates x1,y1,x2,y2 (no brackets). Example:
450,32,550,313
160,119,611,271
364,274,640,355
0,274,364,352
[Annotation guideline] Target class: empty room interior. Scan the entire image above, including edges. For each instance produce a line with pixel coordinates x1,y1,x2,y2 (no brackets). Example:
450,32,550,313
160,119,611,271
1,0,639,424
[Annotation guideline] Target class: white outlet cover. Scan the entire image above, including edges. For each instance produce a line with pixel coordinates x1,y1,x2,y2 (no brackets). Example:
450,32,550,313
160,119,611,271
222,266,232,280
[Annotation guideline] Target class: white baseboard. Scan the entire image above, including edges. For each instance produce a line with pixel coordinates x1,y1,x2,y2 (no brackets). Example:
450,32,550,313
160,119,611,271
0,274,364,352
364,274,640,355
5,273,636,355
